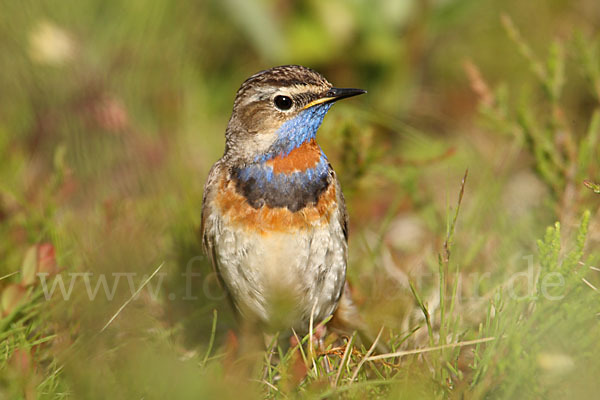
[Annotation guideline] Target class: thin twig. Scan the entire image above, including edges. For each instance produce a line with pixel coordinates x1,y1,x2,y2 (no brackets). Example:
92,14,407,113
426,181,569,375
250,379,281,393
201,309,218,367
444,168,469,263
409,281,434,347
100,261,164,332
262,332,279,381
334,332,356,387
309,298,318,375
364,336,497,362
291,329,308,367
0,271,19,281
582,278,599,292
350,326,384,384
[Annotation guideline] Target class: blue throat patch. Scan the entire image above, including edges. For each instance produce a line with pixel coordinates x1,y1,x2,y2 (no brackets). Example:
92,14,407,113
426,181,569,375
258,103,333,162
232,103,333,211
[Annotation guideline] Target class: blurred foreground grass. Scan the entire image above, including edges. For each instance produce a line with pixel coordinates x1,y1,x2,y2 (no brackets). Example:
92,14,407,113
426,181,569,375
1,0,600,398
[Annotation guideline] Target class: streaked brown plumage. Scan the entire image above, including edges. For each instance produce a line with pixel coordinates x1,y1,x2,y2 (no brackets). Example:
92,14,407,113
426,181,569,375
201,65,365,335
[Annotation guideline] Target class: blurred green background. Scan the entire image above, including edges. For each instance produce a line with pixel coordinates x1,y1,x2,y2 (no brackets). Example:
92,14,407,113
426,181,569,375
1,0,600,398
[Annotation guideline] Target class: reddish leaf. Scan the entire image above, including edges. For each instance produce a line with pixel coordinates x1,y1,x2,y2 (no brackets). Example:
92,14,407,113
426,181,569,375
37,243,57,275
9,348,33,375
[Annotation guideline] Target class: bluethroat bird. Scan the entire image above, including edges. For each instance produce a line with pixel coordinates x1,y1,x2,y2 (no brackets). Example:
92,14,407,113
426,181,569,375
201,65,365,336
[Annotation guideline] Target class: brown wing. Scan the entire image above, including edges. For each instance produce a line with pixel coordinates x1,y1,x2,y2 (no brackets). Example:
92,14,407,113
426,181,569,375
200,161,240,314
332,169,349,243
200,161,220,267
200,162,230,287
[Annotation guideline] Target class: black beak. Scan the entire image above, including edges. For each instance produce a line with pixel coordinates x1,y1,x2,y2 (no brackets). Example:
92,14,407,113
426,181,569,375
325,87,367,102
303,87,366,109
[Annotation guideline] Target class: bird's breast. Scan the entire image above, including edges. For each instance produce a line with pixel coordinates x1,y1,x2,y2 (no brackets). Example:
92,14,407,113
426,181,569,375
228,140,334,214
265,138,322,173
214,174,338,234
213,142,339,233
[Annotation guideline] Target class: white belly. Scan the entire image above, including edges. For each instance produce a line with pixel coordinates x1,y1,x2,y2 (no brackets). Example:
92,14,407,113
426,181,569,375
210,213,347,331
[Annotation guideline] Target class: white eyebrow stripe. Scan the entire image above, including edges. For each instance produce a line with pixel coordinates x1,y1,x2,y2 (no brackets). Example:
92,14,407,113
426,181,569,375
284,84,325,96
241,84,328,107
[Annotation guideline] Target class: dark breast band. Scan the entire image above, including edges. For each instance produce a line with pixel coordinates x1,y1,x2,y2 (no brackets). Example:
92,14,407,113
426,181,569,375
231,164,332,212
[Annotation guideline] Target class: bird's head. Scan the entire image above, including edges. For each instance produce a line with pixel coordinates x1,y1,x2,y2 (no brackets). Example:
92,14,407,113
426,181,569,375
224,65,365,164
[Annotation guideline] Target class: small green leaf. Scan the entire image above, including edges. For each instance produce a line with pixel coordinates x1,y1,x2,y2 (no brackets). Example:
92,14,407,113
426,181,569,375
20,246,38,287
1,284,26,316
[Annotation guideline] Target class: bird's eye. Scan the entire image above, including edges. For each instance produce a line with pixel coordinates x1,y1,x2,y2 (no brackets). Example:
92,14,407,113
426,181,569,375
274,95,293,111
